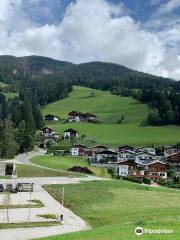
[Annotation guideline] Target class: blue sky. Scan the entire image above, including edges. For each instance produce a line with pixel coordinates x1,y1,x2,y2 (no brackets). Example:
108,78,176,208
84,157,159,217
0,0,180,79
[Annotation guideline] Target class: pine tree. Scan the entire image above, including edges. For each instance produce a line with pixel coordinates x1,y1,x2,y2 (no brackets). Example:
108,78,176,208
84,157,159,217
0,115,19,158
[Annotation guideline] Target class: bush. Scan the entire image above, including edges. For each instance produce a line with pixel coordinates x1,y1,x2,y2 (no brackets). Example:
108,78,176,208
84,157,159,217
121,176,143,184
143,177,151,185
108,168,117,178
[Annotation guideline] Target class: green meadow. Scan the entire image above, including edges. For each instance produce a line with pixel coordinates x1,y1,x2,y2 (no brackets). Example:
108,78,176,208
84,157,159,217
40,180,180,240
31,155,110,178
42,86,180,146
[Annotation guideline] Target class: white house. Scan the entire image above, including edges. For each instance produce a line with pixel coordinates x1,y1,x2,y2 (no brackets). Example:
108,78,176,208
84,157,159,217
136,152,154,162
70,147,79,156
141,147,156,155
95,149,117,163
117,150,136,161
118,165,128,176
63,128,79,139
164,147,180,157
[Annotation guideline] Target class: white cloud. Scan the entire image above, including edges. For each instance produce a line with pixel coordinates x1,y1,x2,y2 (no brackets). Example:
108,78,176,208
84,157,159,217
158,0,180,14
0,0,179,80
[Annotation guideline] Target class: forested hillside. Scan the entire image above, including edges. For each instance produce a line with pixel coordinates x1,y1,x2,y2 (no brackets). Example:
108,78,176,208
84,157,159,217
0,55,179,158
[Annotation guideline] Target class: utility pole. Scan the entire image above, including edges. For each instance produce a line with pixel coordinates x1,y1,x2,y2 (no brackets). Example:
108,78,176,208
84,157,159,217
61,187,64,208
4,191,10,223
27,183,32,223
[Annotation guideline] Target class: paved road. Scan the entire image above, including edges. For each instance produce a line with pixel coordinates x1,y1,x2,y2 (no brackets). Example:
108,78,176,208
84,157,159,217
0,149,107,240
12,148,82,175
13,148,46,165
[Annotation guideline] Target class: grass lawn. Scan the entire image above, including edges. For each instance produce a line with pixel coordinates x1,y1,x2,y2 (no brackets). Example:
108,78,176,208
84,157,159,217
16,164,75,177
31,156,110,178
40,180,180,240
42,86,180,146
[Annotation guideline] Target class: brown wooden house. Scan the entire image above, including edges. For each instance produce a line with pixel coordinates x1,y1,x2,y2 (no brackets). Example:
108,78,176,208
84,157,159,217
167,152,180,171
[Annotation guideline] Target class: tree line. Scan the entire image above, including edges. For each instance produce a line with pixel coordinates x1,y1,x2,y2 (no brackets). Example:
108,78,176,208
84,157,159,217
0,94,45,158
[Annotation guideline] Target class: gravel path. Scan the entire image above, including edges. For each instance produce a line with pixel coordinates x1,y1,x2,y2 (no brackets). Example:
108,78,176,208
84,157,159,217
0,149,106,240
0,184,90,240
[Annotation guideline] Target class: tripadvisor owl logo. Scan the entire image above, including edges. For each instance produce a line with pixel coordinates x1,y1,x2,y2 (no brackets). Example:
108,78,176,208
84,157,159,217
135,227,144,236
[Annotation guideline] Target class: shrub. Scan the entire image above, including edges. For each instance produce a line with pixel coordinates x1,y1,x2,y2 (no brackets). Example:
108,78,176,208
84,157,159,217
108,168,117,178
143,177,151,185
121,176,143,184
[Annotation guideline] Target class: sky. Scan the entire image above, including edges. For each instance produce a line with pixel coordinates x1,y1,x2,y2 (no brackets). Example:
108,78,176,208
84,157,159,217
0,0,180,80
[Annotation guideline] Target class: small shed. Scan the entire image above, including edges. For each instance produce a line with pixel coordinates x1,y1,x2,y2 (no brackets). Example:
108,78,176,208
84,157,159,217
0,161,16,176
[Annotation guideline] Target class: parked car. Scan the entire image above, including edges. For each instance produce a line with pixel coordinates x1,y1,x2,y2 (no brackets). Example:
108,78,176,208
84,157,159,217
0,184,4,192
16,183,34,192
6,183,17,193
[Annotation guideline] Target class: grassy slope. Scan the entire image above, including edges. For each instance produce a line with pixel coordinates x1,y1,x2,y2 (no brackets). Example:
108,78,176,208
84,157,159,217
41,180,180,240
0,81,18,99
31,156,110,178
16,164,74,177
42,86,180,146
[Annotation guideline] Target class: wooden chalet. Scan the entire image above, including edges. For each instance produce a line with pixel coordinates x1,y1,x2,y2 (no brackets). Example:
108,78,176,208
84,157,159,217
167,152,180,171
118,145,135,153
44,114,59,121
63,128,79,139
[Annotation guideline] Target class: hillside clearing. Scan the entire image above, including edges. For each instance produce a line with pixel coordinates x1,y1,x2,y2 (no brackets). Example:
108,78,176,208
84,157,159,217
42,86,180,146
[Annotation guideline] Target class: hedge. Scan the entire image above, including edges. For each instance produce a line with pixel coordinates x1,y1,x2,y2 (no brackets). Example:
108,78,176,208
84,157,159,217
120,176,143,184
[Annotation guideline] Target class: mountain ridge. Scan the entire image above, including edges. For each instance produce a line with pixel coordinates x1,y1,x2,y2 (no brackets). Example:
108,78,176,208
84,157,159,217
0,54,175,82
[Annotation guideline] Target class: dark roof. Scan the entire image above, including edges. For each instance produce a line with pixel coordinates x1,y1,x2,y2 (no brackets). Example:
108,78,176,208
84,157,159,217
84,113,97,117
42,127,54,131
68,111,84,117
45,114,59,118
96,149,117,154
68,166,94,174
92,145,107,149
73,144,86,148
118,160,137,166
64,128,78,133
118,145,134,149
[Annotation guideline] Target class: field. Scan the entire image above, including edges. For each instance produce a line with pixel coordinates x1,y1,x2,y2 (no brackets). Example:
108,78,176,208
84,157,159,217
16,164,75,177
31,156,110,178
42,86,180,146
41,180,180,240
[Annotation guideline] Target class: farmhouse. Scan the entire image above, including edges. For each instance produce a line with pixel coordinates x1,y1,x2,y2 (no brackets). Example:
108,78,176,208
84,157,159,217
136,152,154,162
118,145,135,153
167,152,180,171
68,111,97,122
140,147,156,155
0,161,16,177
146,161,167,179
68,111,84,122
70,144,86,156
42,127,58,138
63,128,79,139
118,160,138,176
164,147,180,156
117,160,167,179
84,113,97,122
95,149,117,163
117,150,136,161
44,114,59,121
